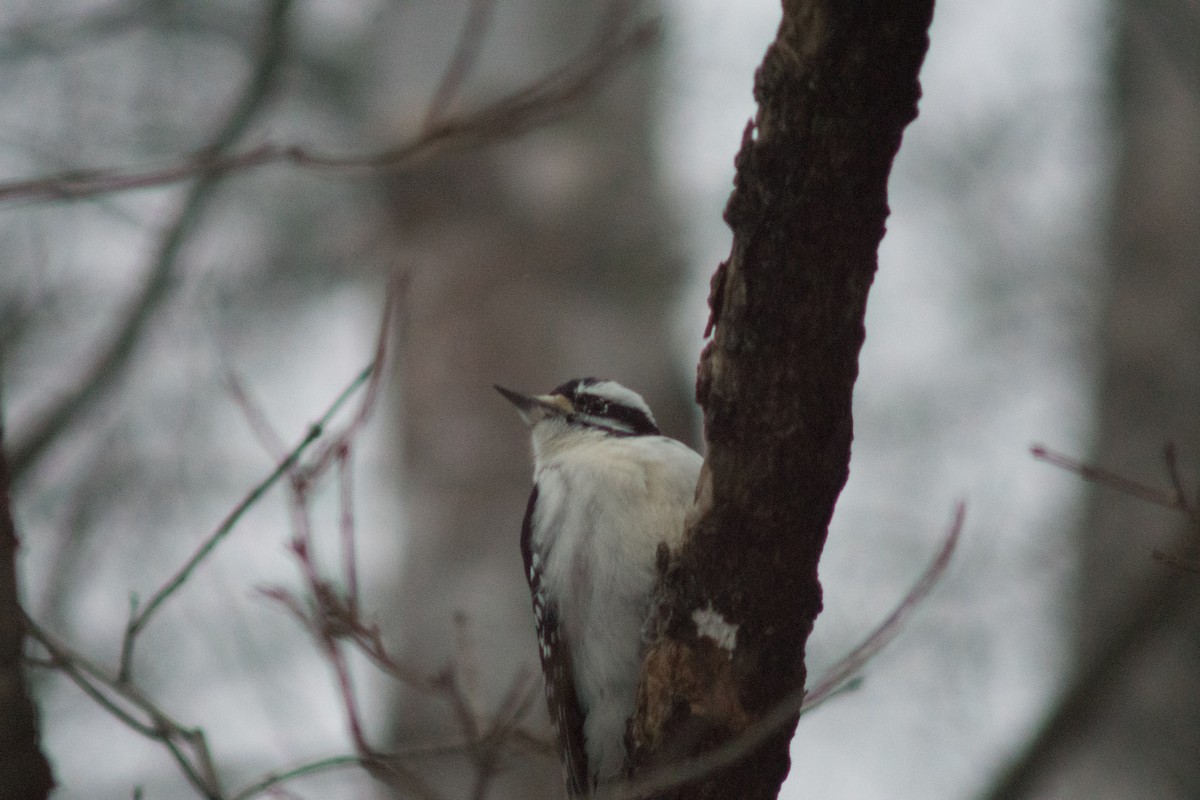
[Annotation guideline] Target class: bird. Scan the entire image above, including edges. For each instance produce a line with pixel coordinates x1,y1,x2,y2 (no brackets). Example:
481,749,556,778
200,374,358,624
496,378,703,796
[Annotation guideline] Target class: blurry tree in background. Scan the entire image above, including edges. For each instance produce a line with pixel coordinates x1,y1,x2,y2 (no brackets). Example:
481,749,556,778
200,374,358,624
982,2,1200,799
377,0,693,798
1068,6,1200,794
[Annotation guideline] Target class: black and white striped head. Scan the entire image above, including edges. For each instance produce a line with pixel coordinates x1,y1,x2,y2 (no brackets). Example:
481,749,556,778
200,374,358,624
495,377,660,437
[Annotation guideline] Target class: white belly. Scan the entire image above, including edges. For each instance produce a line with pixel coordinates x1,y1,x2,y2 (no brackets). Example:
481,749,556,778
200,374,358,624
532,434,702,783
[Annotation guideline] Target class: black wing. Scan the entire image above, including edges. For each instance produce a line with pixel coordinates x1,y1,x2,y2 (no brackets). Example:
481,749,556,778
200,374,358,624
521,485,590,797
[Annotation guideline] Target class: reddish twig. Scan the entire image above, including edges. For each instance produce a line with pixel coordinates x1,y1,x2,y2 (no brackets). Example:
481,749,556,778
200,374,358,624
1031,443,1200,572
1030,444,1188,511
337,445,360,612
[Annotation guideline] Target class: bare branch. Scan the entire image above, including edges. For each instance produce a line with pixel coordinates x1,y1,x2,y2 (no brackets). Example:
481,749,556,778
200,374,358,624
1031,443,1200,569
0,0,258,65
1030,444,1187,511
0,12,658,207
978,566,1194,800
229,755,364,800
1163,443,1188,508
224,372,290,464
337,446,360,611
450,612,486,740
25,615,222,798
118,360,375,680
1151,546,1200,572
9,5,656,794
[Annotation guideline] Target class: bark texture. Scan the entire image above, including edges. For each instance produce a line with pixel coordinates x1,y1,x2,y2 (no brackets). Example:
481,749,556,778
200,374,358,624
629,2,934,798
0,428,55,800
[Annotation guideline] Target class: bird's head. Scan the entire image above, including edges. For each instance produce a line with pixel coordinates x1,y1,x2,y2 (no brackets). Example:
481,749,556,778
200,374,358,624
495,378,661,440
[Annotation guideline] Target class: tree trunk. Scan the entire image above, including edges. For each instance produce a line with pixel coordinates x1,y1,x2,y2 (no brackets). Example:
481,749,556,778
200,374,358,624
0,427,55,800
629,2,935,798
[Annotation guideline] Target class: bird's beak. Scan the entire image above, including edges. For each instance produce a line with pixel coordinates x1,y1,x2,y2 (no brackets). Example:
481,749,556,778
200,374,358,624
495,385,573,426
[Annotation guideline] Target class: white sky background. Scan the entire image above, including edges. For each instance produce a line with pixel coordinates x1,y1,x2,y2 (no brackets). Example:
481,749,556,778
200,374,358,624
4,0,1110,797
662,1,1108,798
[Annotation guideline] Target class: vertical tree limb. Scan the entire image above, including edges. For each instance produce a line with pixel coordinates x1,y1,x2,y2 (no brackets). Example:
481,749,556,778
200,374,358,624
629,2,934,798
0,424,55,800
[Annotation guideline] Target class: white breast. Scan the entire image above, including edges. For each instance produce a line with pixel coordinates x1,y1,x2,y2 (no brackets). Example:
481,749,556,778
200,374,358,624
530,428,702,784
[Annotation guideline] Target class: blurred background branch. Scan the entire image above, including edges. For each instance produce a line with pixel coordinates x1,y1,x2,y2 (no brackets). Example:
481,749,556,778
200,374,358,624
0,11,657,206
7,0,294,483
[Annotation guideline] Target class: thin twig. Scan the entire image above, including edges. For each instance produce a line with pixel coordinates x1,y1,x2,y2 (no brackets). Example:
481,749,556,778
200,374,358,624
350,270,404,432
0,0,149,63
484,663,540,743
337,445,360,611
229,755,364,800
348,622,441,693
25,614,223,797
422,0,497,133
472,665,545,799
325,634,371,755
978,567,1193,800
118,361,374,680
1030,444,1185,510
451,612,485,739
1160,442,1200,519
225,371,289,463
505,727,557,759
1163,443,1188,509
231,733,521,800
1032,442,1200,568
1151,547,1200,572
28,632,156,738
980,444,1200,799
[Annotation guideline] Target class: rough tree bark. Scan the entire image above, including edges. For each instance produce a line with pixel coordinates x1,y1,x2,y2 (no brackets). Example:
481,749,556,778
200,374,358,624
0,426,55,800
629,2,935,798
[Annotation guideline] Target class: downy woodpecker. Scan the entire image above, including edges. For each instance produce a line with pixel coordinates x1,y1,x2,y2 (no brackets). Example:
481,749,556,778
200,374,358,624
496,378,703,796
